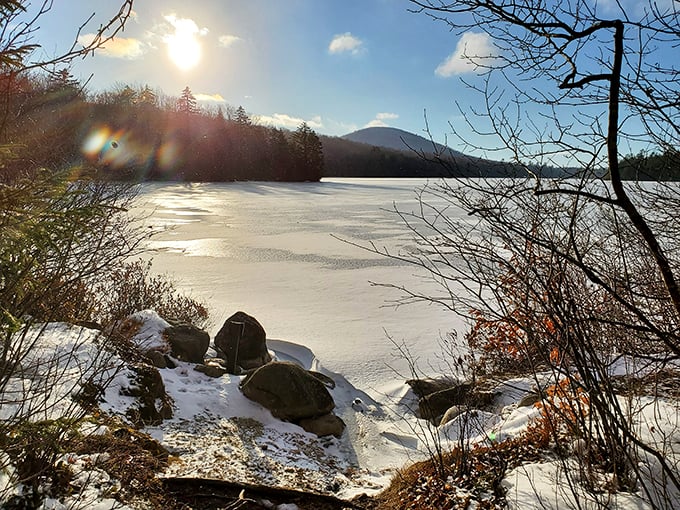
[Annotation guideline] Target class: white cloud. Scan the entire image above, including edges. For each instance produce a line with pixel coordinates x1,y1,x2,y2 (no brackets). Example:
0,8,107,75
364,119,389,128
364,112,399,128
329,32,364,55
164,14,209,37
218,34,242,48
78,33,145,59
258,113,323,130
195,93,226,103
435,31,497,77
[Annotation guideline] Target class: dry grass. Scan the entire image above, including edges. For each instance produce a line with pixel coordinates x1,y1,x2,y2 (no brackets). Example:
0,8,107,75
373,428,550,510
70,418,174,509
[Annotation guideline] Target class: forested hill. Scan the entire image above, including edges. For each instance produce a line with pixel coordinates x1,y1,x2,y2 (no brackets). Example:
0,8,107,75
7,76,660,181
5,76,525,182
5,80,324,182
321,133,522,178
342,126,463,157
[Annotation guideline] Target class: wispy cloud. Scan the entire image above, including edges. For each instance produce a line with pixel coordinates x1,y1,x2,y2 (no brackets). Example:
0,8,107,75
435,31,497,77
365,112,399,128
77,34,145,59
218,34,242,48
195,93,226,103
328,32,364,55
258,113,323,130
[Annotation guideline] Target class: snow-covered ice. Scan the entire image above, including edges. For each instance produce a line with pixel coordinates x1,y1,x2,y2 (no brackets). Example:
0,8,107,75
3,180,680,508
131,178,469,393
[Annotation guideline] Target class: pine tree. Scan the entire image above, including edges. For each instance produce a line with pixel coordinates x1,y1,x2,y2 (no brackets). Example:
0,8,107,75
291,122,323,181
46,68,81,101
138,85,157,107
114,85,136,106
234,105,251,126
177,86,197,114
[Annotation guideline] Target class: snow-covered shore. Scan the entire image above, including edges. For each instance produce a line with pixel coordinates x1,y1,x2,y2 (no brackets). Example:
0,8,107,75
3,318,680,509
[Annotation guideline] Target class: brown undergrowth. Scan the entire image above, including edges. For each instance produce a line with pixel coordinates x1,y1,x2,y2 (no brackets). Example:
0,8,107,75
68,416,175,508
373,422,551,510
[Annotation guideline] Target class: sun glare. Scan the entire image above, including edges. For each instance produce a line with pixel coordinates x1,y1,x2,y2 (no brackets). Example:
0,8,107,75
164,15,203,71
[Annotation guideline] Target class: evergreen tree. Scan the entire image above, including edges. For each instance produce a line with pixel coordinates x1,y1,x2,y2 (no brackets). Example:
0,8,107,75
177,86,197,114
215,106,226,124
113,85,137,106
234,105,251,126
45,67,81,102
138,85,157,107
291,122,323,181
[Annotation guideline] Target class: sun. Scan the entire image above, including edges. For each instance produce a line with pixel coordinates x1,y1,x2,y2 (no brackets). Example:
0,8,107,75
164,15,203,71
167,33,201,70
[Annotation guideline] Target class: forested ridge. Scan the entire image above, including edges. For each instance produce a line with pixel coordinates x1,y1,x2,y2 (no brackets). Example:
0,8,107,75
1,73,525,181
4,73,675,182
3,77,324,182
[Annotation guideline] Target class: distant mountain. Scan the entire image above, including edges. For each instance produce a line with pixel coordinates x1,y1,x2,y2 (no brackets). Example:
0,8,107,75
341,127,464,158
321,130,517,179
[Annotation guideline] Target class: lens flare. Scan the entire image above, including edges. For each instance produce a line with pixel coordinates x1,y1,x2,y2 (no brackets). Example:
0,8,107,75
82,126,112,157
82,125,182,177
82,126,141,169
156,140,181,172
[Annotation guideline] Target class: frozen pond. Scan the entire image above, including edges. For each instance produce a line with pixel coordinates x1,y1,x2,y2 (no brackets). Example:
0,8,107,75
132,178,468,396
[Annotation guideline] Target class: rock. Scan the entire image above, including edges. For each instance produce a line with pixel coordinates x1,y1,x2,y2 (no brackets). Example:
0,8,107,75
240,361,335,421
418,383,497,424
406,377,458,398
418,383,474,423
194,363,228,378
214,311,272,373
518,391,541,407
472,391,497,408
120,363,173,426
439,405,466,427
299,413,346,438
164,323,210,363
351,397,367,412
308,370,336,389
146,350,167,369
204,357,229,368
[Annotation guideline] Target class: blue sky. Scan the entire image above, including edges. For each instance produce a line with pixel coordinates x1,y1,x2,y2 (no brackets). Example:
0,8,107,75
26,0,676,162
29,0,495,148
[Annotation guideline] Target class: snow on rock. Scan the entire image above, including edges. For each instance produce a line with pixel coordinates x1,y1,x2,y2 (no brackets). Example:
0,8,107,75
438,410,500,444
0,453,17,501
9,317,680,509
147,342,410,498
493,405,541,443
126,309,171,352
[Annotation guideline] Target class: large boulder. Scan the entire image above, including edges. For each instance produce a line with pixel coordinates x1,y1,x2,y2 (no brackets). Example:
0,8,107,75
406,377,459,399
240,361,335,422
418,382,475,422
164,323,210,363
214,311,272,373
299,413,346,438
418,383,496,424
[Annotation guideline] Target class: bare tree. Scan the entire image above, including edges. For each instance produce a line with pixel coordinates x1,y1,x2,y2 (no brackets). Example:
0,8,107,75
0,1,141,505
372,0,680,507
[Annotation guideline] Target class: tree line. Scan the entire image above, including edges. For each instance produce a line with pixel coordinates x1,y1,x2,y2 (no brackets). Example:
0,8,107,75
3,69,674,183
3,76,324,182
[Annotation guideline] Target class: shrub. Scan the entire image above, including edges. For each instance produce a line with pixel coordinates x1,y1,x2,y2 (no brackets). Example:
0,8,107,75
93,259,210,329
